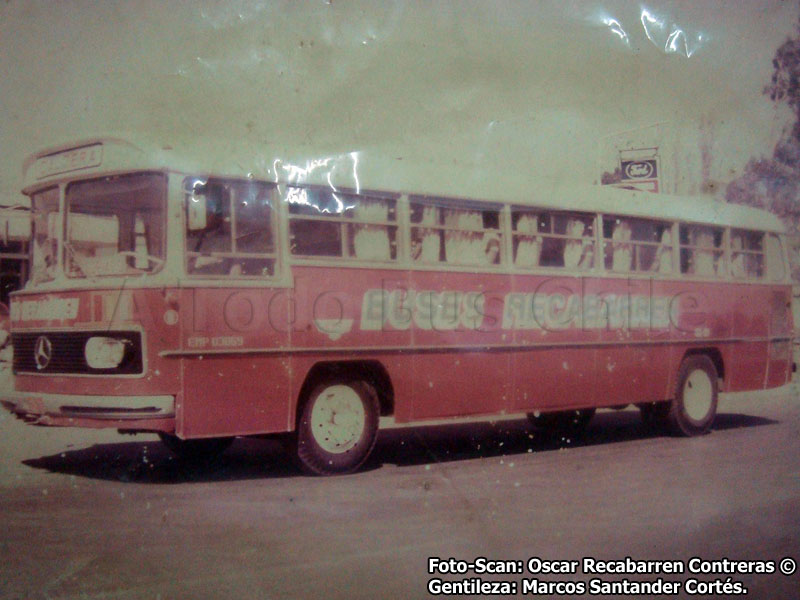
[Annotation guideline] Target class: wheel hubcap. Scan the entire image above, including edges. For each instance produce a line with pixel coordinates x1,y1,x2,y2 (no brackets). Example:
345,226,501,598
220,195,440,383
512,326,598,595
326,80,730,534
310,385,366,454
683,369,713,421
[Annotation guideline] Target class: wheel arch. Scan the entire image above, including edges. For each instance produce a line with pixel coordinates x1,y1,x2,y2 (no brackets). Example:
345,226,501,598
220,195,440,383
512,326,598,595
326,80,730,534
293,360,394,429
681,347,725,387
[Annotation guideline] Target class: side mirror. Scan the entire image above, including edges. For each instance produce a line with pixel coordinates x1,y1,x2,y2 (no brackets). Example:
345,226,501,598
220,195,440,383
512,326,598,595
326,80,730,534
187,194,207,231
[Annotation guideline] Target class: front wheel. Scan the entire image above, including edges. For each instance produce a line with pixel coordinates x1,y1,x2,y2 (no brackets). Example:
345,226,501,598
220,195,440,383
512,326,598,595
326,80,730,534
666,355,718,436
295,379,380,475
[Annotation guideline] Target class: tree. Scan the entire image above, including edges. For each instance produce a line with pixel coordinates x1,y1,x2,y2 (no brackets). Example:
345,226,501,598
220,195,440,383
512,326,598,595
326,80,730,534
727,18,800,279
766,27,800,127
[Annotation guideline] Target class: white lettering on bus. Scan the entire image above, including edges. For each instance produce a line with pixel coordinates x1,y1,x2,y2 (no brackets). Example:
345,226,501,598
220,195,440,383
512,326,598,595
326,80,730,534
361,289,485,331
361,289,672,332
502,292,671,330
210,336,244,348
11,298,79,322
188,336,244,349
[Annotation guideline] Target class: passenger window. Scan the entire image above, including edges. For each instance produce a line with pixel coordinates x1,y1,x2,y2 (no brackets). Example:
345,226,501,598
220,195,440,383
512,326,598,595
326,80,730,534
602,217,673,274
286,187,397,262
410,198,502,267
680,224,724,278
185,179,276,277
513,210,594,270
511,209,541,268
765,234,785,282
730,229,765,279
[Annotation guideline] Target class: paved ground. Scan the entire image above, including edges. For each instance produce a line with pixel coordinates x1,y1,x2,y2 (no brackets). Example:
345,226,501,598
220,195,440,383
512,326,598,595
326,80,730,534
0,384,798,599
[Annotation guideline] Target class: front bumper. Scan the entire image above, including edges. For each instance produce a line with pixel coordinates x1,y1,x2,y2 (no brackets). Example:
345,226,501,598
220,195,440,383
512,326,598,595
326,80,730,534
1,391,174,421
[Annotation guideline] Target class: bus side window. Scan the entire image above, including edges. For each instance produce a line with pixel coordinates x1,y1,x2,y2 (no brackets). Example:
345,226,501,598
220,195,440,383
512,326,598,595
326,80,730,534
563,217,594,269
534,212,594,270
231,183,275,275
287,188,343,257
766,234,786,281
288,189,397,262
410,199,502,267
348,198,395,262
680,224,724,278
652,228,673,274
186,179,276,277
602,217,672,274
603,218,632,272
186,182,232,275
512,209,541,267
410,204,440,263
730,229,765,280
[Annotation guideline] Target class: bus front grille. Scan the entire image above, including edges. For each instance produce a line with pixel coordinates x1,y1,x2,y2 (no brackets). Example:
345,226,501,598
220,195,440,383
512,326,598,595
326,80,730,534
12,331,143,376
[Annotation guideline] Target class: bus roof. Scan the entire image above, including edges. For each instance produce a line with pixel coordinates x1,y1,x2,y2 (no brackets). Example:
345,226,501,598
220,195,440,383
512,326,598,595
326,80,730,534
23,136,785,234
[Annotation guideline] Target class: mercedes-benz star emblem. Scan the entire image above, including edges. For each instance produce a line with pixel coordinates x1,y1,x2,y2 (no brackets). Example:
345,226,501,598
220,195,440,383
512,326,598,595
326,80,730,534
34,336,52,370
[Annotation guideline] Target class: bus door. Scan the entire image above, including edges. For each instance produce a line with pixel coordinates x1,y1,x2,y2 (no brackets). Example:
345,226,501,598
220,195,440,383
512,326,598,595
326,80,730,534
178,286,293,437
177,178,291,438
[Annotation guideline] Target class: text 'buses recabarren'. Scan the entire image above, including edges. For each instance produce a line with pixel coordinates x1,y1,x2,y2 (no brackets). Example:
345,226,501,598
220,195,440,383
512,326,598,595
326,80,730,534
1,138,793,474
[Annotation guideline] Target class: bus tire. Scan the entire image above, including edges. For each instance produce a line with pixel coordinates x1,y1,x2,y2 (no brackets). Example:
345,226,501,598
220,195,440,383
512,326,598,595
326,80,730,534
158,433,234,462
667,355,718,436
527,408,595,435
295,379,379,475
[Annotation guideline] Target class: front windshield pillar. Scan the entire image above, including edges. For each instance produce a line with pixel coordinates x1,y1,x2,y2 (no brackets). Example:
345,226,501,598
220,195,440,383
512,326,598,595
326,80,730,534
28,184,64,285
166,174,188,281
56,183,65,280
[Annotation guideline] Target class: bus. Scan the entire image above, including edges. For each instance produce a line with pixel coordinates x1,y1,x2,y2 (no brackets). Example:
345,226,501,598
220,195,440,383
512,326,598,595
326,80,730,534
1,138,793,474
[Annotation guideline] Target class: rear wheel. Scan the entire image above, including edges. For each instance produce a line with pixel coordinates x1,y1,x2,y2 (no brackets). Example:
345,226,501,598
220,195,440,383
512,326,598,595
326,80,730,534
158,433,233,462
295,379,379,475
666,355,718,436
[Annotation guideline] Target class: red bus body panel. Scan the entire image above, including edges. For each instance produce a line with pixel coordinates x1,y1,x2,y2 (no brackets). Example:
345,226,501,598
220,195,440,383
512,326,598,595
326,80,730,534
8,270,793,437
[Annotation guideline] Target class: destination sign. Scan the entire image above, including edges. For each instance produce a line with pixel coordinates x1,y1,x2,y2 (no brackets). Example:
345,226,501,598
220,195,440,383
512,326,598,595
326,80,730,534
34,144,103,179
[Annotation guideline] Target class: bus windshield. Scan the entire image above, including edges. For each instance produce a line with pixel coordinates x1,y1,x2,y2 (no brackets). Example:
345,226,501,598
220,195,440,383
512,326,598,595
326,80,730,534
30,187,60,284
64,173,166,278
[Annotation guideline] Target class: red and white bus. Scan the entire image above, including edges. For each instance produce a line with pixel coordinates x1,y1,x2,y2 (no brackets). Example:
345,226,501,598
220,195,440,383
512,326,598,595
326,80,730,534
1,138,793,474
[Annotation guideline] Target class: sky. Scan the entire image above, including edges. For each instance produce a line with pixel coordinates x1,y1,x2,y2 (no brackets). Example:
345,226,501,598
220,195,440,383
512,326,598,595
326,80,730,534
0,1,796,205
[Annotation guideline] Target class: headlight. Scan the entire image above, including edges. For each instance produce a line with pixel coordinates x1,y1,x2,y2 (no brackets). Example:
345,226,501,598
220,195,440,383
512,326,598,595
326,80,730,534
84,337,128,369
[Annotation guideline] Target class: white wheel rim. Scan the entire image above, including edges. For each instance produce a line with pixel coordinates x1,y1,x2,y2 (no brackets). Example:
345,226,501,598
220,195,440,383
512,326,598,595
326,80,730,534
683,369,713,421
310,385,366,454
